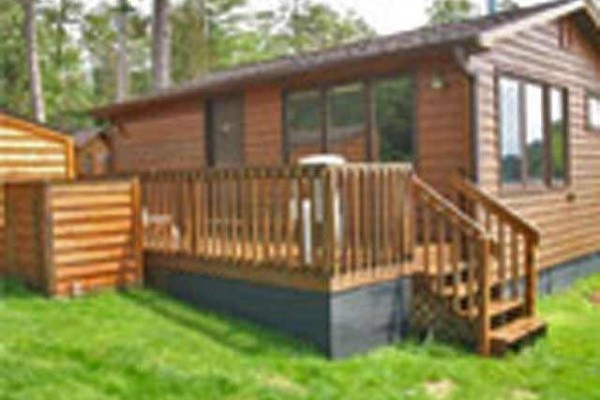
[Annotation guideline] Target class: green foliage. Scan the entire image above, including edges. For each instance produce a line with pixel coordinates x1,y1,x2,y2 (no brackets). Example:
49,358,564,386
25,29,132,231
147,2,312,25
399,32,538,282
427,0,477,25
0,0,374,129
1,274,600,399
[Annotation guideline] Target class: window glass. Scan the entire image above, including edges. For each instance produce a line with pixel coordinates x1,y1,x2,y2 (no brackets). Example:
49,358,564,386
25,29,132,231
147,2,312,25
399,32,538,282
550,88,567,182
375,76,415,162
525,83,544,181
588,95,600,130
287,90,320,132
500,77,522,183
328,83,364,130
286,90,321,147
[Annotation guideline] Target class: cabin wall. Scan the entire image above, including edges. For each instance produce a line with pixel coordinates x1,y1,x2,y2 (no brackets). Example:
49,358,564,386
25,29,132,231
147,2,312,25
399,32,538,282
416,60,472,195
108,52,471,189
112,101,206,172
244,85,283,165
473,17,600,269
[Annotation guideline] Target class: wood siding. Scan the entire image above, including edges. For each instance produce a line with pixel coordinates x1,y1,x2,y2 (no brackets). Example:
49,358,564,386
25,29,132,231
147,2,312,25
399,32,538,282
112,101,205,172
77,136,111,177
108,53,471,193
0,114,74,276
3,179,142,296
473,15,600,269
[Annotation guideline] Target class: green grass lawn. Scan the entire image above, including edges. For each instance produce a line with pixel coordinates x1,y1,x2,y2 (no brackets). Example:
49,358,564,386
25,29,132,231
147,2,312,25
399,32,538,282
1,275,600,400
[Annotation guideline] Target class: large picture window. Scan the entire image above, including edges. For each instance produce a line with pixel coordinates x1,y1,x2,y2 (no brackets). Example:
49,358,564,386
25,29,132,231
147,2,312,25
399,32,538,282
284,77,415,162
499,75,568,187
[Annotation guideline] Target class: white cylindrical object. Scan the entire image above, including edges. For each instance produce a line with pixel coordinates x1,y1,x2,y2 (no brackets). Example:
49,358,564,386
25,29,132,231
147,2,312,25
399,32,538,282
302,199,312,265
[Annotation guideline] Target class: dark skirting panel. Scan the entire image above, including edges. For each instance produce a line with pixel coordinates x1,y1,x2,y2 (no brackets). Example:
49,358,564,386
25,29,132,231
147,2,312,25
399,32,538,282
145,258,412,359
145,252,600,359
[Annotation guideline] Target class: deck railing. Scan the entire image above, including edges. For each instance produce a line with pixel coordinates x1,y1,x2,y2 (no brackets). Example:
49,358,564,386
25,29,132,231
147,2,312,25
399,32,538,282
450,174,541,318
411,176,493,354
139,164,413,279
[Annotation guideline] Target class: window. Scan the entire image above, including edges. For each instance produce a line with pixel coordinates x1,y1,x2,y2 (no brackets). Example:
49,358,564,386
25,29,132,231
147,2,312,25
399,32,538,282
500,78,522,183
328,83,364,132
284,76,416,162
524,83,544,182
550,88,567,183
286,90,321,147
375,76,415,162
498,75,568,187
587,94,600,131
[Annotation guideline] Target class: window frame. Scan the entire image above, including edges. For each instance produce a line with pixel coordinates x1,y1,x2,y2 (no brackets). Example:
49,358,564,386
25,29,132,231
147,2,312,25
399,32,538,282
497,72,569,192
586,91,600,133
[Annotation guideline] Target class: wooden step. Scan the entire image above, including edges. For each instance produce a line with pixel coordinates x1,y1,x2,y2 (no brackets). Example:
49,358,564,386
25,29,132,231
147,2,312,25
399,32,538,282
458,298,523,319
437,275,502,298
490,316,547,355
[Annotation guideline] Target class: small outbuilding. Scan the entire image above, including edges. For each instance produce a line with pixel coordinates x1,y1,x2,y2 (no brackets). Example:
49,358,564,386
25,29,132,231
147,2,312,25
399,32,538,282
74,128,112,177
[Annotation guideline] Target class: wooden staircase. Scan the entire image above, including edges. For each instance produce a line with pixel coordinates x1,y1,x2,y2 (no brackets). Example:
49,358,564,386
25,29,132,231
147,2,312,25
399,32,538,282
410,175,547,356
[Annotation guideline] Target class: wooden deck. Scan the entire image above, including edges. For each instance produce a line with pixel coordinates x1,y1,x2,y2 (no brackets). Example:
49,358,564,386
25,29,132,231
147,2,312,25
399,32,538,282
139,165,544,356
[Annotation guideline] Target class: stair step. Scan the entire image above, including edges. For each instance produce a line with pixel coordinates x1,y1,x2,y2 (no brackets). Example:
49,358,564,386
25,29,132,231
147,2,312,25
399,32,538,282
438,275,502,298
490,316,547,354
458,299,523,319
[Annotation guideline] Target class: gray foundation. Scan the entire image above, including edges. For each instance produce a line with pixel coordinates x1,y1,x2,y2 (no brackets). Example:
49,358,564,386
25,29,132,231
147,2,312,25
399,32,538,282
145,262,411,359
145,252,600,359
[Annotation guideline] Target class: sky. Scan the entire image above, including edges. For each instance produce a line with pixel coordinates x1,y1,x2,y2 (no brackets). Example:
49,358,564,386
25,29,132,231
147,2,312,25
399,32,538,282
245,0,544,33
85,0,549,34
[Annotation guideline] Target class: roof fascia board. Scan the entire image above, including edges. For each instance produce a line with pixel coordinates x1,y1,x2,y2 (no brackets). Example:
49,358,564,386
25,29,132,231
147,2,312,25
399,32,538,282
0,113,73,147
478,0,585,47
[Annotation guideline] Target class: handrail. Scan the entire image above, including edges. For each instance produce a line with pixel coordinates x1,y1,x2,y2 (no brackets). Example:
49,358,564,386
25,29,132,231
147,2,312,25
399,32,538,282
412,175,488,239
411,174,493,355
450,173,540,322
450,174,540,243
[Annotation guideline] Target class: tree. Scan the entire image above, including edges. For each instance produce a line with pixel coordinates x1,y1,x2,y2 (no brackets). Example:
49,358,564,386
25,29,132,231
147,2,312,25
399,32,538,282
427,0,476,25
22,0,46,122
281,0,374,54
152,0,171,90
115,0,134,101
498,0,520,11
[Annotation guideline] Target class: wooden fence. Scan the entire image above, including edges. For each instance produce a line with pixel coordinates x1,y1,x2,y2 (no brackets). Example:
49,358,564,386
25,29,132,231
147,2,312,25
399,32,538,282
140,164,413,280
3,178,142,296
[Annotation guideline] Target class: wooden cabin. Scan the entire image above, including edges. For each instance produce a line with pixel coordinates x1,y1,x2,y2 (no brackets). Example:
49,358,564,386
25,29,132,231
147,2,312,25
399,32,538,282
74,128,112,177
91,0,600,357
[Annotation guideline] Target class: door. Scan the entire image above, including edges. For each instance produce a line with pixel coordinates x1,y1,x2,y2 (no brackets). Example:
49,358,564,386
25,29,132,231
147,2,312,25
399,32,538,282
208,95,244,167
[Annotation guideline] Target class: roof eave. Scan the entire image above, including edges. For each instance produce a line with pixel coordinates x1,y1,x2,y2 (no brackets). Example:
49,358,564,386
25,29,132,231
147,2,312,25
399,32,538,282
478,0,586,48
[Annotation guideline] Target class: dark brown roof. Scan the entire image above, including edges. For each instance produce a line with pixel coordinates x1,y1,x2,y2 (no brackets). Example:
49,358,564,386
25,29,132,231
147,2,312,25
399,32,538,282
73,128,108,148
92,0,582,118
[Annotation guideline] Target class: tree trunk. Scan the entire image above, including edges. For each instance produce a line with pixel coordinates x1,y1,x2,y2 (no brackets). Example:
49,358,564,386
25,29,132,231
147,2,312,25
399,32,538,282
23,0,46,122
152,0,171,91
115,2,129,101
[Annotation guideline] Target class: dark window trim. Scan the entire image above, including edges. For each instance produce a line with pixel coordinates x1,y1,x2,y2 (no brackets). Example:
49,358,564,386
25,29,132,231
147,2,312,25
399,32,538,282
282,70,417,164
585,91,600,133
496,71,570,193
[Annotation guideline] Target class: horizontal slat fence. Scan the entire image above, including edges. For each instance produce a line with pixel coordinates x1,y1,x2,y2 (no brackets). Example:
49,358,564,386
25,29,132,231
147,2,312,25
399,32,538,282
2,178,142,296
140,164,413,279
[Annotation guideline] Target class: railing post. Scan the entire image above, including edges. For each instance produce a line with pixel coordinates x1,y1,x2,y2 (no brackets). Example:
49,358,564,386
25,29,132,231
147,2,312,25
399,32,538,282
478,236,491,356
525,236,538,316
323,168,338,277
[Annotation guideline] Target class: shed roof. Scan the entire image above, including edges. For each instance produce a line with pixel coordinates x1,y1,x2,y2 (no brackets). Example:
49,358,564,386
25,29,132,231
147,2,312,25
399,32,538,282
0,109,74,146
92,0,596,118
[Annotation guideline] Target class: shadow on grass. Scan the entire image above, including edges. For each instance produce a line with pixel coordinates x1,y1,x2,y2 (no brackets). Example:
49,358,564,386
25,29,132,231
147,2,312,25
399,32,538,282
119,288,320,360
0,278,38,300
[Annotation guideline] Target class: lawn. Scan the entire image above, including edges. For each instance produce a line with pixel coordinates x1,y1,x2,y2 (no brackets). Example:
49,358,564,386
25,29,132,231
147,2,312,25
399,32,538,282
1,275,600,400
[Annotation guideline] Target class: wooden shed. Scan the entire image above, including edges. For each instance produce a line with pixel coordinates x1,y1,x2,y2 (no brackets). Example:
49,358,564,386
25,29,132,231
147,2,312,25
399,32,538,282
0,111,75,275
